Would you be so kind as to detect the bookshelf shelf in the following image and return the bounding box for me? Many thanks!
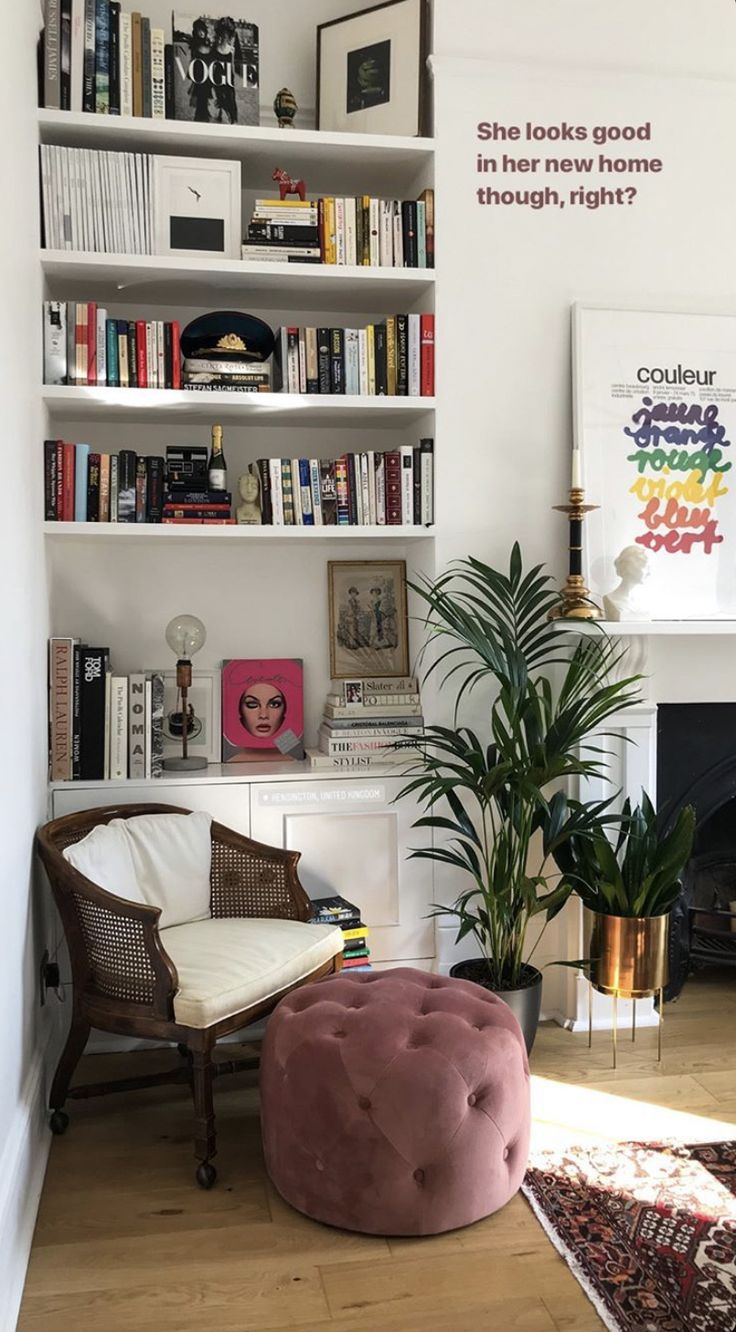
[43,521,435,544]
[38,111,434,191]
[41,251,436,312]
[42,385,435,426]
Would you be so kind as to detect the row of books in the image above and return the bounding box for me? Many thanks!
[43,302,182,388]
[241,192,434,269]
[40,146,154,254]
[44,443,235,524]
[41,5,260,124]
[251,444,434,528]
[273,317,434,398]
[309,676,423,771]
[49,638,165,781]
[310,896,372,971]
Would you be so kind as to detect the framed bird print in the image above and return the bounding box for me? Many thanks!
[152,155,241,259]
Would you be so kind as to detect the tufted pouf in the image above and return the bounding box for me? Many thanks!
[259,967,531,1236]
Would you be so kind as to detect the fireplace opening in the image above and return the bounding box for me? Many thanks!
[657,704,736,1000]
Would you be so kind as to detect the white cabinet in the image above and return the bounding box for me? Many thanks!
[250,775,435,964]
[50,781,251,836]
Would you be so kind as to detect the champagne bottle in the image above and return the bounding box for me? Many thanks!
[208,423,227,491]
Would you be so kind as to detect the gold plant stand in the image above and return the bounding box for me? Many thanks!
[584,909,669,1068]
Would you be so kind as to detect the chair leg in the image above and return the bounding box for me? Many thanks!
[190,1036,217,1188]
[49,1011,90,1134]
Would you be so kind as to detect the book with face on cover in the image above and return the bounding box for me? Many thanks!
[221,659,304,762]
[172,13,259,125]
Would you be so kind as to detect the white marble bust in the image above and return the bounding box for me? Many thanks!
[603,545,652,622]
[236,470,262,525]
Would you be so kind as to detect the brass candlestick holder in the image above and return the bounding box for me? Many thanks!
[548,486,603,621]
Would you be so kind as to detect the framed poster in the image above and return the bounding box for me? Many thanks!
[145,668,221,764]
[316,0,429,136]
[152,155,241,259]
[573,304,736,620]
[328,560,409,678]
[221,659,305,762]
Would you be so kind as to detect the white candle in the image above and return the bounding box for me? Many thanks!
[571,450,582,490]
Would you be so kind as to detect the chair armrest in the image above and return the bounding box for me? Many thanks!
[209,821,312,922]
[54,865,178,1020]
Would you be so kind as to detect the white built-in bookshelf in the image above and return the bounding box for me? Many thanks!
[40,103,437,770]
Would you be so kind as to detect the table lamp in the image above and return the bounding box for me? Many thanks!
[162,613,208,771]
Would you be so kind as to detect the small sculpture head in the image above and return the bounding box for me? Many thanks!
[614,544,650,585]
[239,470,260,503]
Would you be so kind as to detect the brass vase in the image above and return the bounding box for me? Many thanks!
[584,908,670,998]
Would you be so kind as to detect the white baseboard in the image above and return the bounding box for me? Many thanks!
[0,1039,55,1332]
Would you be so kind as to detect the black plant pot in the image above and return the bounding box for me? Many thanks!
[449,960,543,1055]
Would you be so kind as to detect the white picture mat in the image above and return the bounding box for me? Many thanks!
[318,0,422,136]
[145,668,221,763]
[151,155,241,259]
[573,303,736,620]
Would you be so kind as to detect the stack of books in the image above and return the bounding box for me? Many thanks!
[241,192,435,268]
[44,444,164,523]
[273,316,434,397]
[48,637,166,781]
[309,677,423,771]
[250,443,433,527]
[310,896,372,971]
[44,444,235,524]
[182,357,272,394]
[241,198,321,264]
[43,302,181,388]
[40,147,153,254]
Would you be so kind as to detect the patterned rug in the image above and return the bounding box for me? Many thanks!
[522,1139,736,1332]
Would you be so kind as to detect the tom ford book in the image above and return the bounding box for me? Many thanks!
[172,13,259,125]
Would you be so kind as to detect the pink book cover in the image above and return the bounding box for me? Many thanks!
[222,658,304,762]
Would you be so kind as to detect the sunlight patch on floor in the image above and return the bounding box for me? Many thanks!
[531,1074,736,1152]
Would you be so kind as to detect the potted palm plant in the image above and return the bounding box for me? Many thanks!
[399,544,641,1053]
[553,794,695,1002]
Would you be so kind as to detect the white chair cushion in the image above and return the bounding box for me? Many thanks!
[160,917,344,1027]
[63,811,212,929]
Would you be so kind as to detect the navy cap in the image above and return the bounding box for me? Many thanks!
[181,311,275,363]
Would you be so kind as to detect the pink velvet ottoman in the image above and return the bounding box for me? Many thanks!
[260,967,531,1235]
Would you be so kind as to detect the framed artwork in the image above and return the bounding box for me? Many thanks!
[316,0,429,137]
[152,155,241,259]
[573,304,736,620]
[221,659,305,762]
[145,668,221,764]
[328,560,409,678]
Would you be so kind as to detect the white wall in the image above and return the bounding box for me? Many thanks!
[0,5,58,1328]
[430,2,736,1006]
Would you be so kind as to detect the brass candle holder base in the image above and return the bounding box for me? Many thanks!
[548,486,603,621]
[547,574,603,621]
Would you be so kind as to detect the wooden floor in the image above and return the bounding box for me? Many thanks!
[18,970,736,1332]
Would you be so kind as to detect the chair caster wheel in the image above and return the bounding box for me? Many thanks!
[49,1110,69,1136]
[177,1043,190,1059]
[196,1162,217,1189]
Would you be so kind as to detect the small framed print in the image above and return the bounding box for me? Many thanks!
[317,0,429,137]
[328,560,410,679]
[152,155,241,259]
[146,668,221,764]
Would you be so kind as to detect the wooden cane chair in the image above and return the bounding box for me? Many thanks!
[36,803,343,1187]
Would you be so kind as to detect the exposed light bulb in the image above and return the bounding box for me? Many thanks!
[165,614,207,661]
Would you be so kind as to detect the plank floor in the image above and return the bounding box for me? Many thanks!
[18,969,736,1332]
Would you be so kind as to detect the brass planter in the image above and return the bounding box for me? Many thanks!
[584,908,670,999]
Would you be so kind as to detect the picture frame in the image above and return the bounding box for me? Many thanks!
[328,559,410,679]
[316,0,429,137]
[152,155,242,259]
[145,667,221,764]
[221,659,305,762]
[573,303,736,620]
